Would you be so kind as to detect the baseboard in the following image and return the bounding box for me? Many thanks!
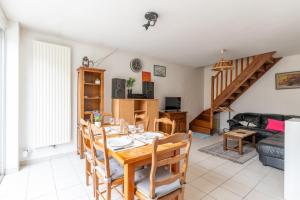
[20,151,77,166]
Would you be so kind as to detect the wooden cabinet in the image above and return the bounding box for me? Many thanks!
[77,67,105,157]
[159,111,187,133]
[112,99,159,131]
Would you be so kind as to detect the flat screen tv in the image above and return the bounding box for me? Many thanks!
[165,97,181,111]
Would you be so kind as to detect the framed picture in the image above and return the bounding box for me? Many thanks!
[275,71,300,89]
[142,71,151,82]
[154,65,166,77]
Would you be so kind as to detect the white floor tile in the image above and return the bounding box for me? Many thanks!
[221,179,252,197]
[244,190,282,200]
[27,161,56,199]
[190,177,219,193]
[197,156,227,170]
[57,184,88,200]
[202,171,228,185]
[209,187,242,200]
[184,184,206,200]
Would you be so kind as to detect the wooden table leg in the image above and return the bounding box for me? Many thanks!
[124,163,135,200]
[239,139,243,155]
[223,134,227,151]
[252,135,256,147]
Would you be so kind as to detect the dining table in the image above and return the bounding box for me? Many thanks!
[94,125,187,200]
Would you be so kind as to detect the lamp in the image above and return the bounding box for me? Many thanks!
[215,106,235,135]
[213,49,233,71]
[143,12,158,30]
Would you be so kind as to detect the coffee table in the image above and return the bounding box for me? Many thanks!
[223,129,256,155]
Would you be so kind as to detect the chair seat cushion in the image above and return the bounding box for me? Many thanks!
[95,158,124,181]
[135,167,181,199]
[85,150,104,161]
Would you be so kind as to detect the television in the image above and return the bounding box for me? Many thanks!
[165,97,181,111]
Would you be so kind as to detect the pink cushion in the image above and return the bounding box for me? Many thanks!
[266,119,285,132]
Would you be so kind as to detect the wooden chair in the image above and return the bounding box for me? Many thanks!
[101,112,113,126]
[90,124,124,200]
[134,131,192,200]
[154,117,176,135]
[79,119,94,186]
[134,113,149,131]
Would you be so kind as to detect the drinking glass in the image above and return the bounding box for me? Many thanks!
[109,117,115,126]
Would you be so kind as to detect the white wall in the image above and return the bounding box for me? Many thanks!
[203,54,300,130]
[5,21,20,172]
[20,28,204,162]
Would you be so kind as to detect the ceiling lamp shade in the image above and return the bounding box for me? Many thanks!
[213,49,233,71]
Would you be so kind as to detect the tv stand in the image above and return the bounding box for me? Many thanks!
[159,111,187,133]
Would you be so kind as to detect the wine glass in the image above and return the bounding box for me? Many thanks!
[115,118,120,125]
[109,117,115,126]
[131,125,137,137]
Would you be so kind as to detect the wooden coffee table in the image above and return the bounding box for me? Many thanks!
[223,129,256,155]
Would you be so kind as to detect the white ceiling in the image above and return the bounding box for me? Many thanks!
[1,0,300,67]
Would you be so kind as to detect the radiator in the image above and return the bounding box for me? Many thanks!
[31,41,71,148]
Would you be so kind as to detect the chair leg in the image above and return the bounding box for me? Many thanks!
[85,158,90,185]
[95,172,99,200]
[106,183,111,200]
[93,170,96,197]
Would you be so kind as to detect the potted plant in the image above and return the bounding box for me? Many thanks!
[126,77,135,98]
[93,111,102,127]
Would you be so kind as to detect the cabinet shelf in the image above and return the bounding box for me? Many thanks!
[84,96,100,100]
[134,110,146,113]
[84,82,100,86]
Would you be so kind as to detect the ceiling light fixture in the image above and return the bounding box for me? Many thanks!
[213,49,233,71]
[143,12,158,30]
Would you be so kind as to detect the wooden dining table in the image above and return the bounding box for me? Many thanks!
[94,128,187,200]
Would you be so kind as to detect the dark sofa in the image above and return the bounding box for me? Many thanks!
[228,112,300,170]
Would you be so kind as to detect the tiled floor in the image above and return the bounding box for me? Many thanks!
[0,134,284,200]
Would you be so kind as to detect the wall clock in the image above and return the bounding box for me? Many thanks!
[130,58,143,72]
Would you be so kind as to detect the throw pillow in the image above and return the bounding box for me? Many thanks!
[266,119,285,132]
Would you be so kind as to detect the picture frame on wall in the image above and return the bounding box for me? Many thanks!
[275,71,300,89]
[154,65,166,77]
[142,71,151,82]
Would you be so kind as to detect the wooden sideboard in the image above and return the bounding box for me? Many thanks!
[112,99,159,131]
[159,111,187,133]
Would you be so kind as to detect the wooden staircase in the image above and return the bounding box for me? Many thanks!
[190,51,282,134]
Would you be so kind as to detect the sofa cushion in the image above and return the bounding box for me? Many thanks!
[233,113,261,128]
[260,114,285,129]
[266,119,285,132]
[256,134,284,159]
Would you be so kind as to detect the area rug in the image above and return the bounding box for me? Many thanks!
[198,140,258,164]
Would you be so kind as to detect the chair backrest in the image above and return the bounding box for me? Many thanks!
[90,124,111,180]
[101,112,113,126]
[149,131,192,199]
[154,117,176,135]
[80,119,92,154]
[134,113,149,131]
